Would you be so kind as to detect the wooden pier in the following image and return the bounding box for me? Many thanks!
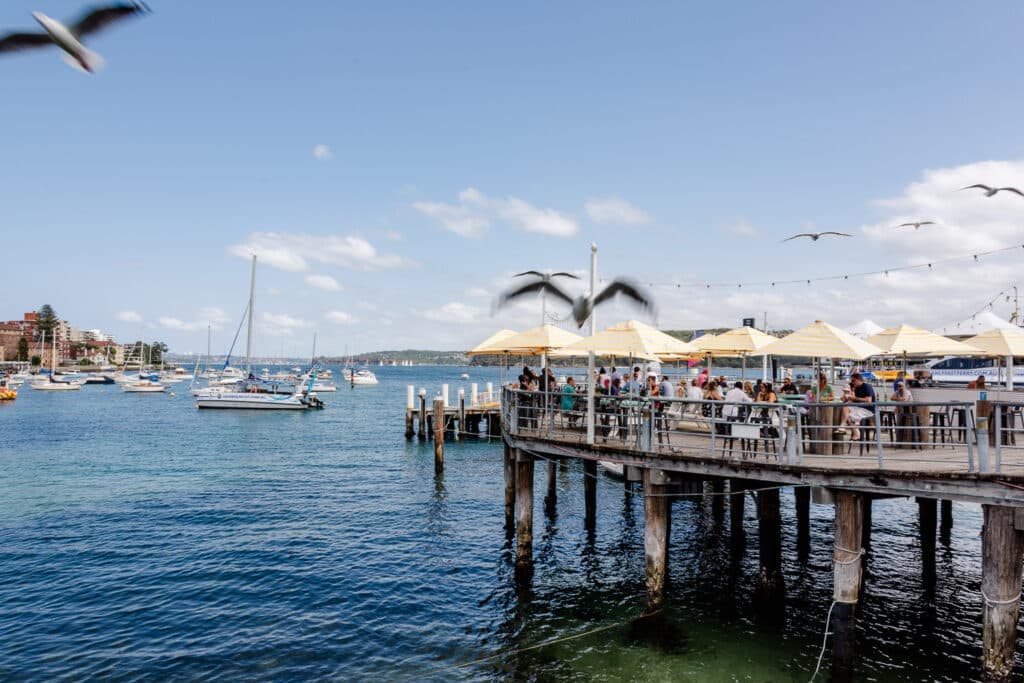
[403,383,503,441]
[498,387,1024,680]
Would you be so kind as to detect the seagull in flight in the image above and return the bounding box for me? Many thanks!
[781,232,851,242]
[0,2,150,73]
[896,220,936,230]
[960,184,1024,198]
[513,270,580,281]
[497,276,653,328]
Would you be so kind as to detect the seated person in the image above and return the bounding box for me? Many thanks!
[840,372,876,440]
[779,377,800,395]
[807,373,834,402]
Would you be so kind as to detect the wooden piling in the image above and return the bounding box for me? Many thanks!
[583,459,597,531]
[418,393,427,440]
[545,459,557,518]
[981,504,1024,681]
[730,479,746,541]
[832,490,864,680]
[941,499,953,530]
[755,486,785,611]
[457,391,466,441]
[795,485,810,547]
[918,497,937,573]
[503,442,516,531]
[404,411,414,440]
[643,468,671,612]
[433,397,444,472]
[515,450,535,568]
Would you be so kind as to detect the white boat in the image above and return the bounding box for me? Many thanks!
[921,357,1024,386]
[460,372,470,380]
[311,380,337,392]
[31,334,83,390]
[598,461,624,478]
[195,256,325,411]
[343,368,379,385]
[123,378,167,393]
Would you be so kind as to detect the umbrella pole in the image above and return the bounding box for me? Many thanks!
[1009,355,1015,392]
[742,354,746,381]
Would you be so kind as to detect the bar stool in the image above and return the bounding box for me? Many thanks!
[930,410,952,445]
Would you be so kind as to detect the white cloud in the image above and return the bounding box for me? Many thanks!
[465,286,489,298]
[385,230,403,241]
[726,219,758,237]
[116,310,142,323]
[260,312,309,336]
[229,232,412,272]
[305,274,342,291]
[584,197,652,225]
[157,307,231,332]
[413,187,578,238]
[313,144,333,161]
[422,302,481,323]
[326,310,357,324]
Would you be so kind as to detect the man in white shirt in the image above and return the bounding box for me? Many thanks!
[723,381,752,420]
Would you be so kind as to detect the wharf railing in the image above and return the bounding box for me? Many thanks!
[502,387,986,474]
[990,401,1024,475]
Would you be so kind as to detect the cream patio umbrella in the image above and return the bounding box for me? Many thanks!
[754,320,882,361]
[965,327,1024,390]
[466,329,518,356]
[549,319,699,363]
[497,324,584,357]
[694,326,777,380]
[866,324,982,385]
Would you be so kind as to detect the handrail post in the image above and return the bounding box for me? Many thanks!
[966,404,976,473]
[994,403,1003,474]
[709,399,717,456]
[785,414,797,465]
[795,410,804,464]
[641,401,652,452]
[510,389,519,434]
[874,403,884,468]
[977,416,991,473]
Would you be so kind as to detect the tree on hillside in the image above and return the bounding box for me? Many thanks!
[16,337,29,362]
[36,304,58,340]
[150,342,169,366]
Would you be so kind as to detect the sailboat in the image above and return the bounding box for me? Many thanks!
[195,256,325,410]
[123,340,167,393]
[31,332,83,391]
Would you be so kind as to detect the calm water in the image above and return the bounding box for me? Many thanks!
[0,366,1005,680]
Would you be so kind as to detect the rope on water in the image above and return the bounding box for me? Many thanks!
[809,600,837,682]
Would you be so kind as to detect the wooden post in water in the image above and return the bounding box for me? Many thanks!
[643,468,671,612]
[515,450,535,569]
[432,397,444,472]
[918,497,937,578]
[981,504,1024,681]
[457,390,465,441]
[405,385,415,439]
[795,485,810,551]
[583,459,597,531]
[755,486,785,612]
[730,479,746,544]
[831,490,864,680]
[418,392,427,440]
[545,459,557,518]
[941,499,953,531]
[503,441,516,531]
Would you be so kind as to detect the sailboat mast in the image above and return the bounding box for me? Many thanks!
[311,332,317,368]
[245,255,256,375]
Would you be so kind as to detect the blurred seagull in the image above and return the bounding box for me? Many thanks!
[513,270,580,281]
[496,276,653,328]
[896,220,935,230]
[0,2,150,73]
[781,231,851,242]
[960,184,1024,198]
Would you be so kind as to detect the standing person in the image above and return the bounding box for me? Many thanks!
[561,376,579,428]
[659,375,674,403]
[697,367,709,388]
[724,380,752,422]
[610,366,621,384]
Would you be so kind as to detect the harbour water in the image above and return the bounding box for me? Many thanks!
[0,366,1003,680]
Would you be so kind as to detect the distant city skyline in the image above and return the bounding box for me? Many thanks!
[3,1,1024,355]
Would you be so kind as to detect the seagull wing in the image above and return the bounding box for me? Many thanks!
[497,280,573,307]
[821,232,852,237]
[70,2,149,38]
[919,221,936,226]
[960,184,993,192]
[0,31,53,53]
[782,233,814,242]
[593,279,652,309]
[512,270,546,278]
[550,272,580,279]
[1000,187,1024,197]
[896,223,915,228]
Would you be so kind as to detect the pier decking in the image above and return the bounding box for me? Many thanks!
[498,388,1024,680]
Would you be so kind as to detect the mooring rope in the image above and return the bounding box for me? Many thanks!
[981,588,1022,606]
[833,545,865,565]
[809,600,837,682]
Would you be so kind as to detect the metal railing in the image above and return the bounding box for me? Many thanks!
[502,387,984,474]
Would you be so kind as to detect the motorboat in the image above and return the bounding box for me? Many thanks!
[460,373,470,380]
[123,373,167,393]
[343,368,379,386]
[84,373,115,385]
[920,357,1024,386]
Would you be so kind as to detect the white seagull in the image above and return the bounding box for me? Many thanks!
[0,2,149,73]
[960,184,1024,198]
[781,231,851,242]
[896,220,935,230]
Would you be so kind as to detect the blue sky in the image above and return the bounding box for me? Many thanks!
[3,1,1024,355]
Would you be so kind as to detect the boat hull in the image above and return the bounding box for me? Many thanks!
[195,392,313,410]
